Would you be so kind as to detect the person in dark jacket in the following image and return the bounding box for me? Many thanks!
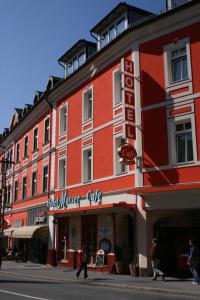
[150,238,165,280]
[76,245,90,279]
[187,239,200,284]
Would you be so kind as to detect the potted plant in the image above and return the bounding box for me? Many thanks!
[114,246,123,274]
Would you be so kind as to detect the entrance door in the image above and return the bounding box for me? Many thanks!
[82,215,97,263]
[58,218,69,261]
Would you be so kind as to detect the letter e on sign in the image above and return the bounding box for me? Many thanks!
[125,107,135,123]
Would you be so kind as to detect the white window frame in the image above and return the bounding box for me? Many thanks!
[42,165,49,193]
[114,134,127,175]
[44,116,50,144]
[168,114,197,165]
[16,143,20,163]
[112,68,122,106]
[24,135,29,158]
[82,146,93,183]
[33,127,39,151]
[59,104,67,135]
[22,176,27,200]
[58,157,66,189]
[163,37,192,87]
[14,180,18,202]
[31,171,37,196]
[82,86,93,123]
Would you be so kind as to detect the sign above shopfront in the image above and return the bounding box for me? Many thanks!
[47,189,103,210]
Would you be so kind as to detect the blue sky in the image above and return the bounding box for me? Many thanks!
[0,0,164,133]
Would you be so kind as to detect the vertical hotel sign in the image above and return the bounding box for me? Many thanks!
[121,58,135,139]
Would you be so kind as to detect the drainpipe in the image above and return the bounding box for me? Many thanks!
[58,60,66,78]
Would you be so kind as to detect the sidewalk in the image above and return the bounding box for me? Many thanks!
[1,261,200,297]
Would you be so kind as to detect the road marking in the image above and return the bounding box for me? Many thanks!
[0,289,51,300]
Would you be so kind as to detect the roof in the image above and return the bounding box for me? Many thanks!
[58,39,96,64]
[90,2,153,34]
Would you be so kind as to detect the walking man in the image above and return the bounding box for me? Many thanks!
[150,238,165,281]
[187,239,200,285]
[76,245,90,279]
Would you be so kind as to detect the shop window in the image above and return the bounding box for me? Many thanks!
[175,121,193,163]
[24,135,28,158]
[31,171,37,196]
[14,181,18,202]
[59,158,66,189]
[83,148,92,183]
[33,127,38,151]
[113,69,122,105]
[22,176,27,200]
[115,136,127,175]
[59,105,67,134]
[44,117,50,144]
[59,220,69,261]
[83,87,93,122]
[43,165,48,193]
[16,143,20,163]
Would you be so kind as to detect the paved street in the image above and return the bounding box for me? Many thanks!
[0,261,200,299]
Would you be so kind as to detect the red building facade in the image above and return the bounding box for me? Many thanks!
[1,0,200,276]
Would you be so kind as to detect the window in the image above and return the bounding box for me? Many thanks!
[175,121,193,163]
[60,105,67,134]
[171,46,188,82]
[24,136,28,158]
[43,165,48,193]
[83,87,93,122]
[31,171,37,196]
[14,181,18,202]
[44,118,50,144]
[113,69,122,105]
[22,176,27,200]
[116,17,126,35]
[59,158,66,189]
[33,127,38,151]
[115,136,127,175]
[66,52,86,77]
[164,38,191,86]
[100,16,126,49]
[7,185,11,206]
[16,143,20,163]
[83,148,92,183]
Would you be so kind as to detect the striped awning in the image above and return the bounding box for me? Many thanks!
[12,225,48,239]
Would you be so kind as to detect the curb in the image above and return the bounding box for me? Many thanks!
[2,270,200,298]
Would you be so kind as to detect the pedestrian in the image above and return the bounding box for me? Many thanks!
[187,238,200,285]
[76,245,90,279]
[150,238,165,281]
[0,245,4,270]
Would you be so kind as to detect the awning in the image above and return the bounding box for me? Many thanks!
[12,225,48,239]
[4,227,16,237]
[48,203,135,216]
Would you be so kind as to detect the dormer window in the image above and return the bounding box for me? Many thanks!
[100,16,126,49]
[58,40,96,78]
[66,51,86,77]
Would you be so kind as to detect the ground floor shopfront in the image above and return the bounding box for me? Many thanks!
[47,190,137,274]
